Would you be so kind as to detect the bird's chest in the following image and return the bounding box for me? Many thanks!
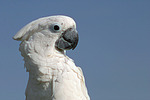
[51,67,83,100]
[26,56,83,100]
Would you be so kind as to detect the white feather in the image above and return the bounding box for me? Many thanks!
[13,15,90,100]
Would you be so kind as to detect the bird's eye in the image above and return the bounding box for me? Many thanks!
[53,25,60,31]
[49,23,62,33]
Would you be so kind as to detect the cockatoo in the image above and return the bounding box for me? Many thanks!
[13,15,90,100]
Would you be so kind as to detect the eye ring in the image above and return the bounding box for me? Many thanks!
[50,23,62,33]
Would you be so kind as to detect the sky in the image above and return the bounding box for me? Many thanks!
[0,0,150,100]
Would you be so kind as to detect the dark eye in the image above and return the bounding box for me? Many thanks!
[50,23,62,33]
[53,25,60,30]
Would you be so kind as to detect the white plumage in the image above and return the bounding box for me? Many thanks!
[13,15,90,100]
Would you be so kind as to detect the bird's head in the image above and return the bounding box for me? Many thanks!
[13,15,79,55]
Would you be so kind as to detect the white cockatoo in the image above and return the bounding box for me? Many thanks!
[13,15,90,100]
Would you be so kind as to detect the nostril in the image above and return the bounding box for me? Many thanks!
[69,28,73,30]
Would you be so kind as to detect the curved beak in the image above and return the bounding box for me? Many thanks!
[55,28,79,50]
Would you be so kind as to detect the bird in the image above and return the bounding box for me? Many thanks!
[13,15,90,100]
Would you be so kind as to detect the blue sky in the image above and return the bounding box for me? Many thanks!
[0,0,150,100]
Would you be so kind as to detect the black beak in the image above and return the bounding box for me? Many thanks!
[55,28,79,50]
